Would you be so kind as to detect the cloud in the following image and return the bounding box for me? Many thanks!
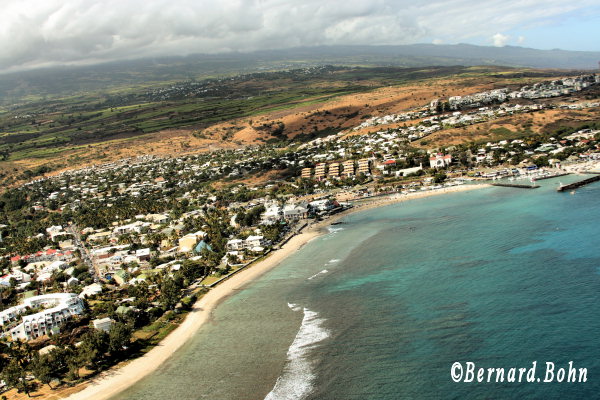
[492,33,510,47]
[518,36,526,44]
[0,0,598,72]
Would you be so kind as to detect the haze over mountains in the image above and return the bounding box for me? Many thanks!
[1,44,599,104]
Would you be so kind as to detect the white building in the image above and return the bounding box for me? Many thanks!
[1,293,85,341]
[92,317,114,332]
[283,204,309,221]
[429,154,452,169]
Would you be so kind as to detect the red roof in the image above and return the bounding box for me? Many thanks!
[46,249,57,255]
[10,256,20,262]
[384,160,396,165]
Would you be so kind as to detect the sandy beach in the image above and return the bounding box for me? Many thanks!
[64,183,489,400]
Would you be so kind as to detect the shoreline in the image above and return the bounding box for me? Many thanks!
[64,183,489,400]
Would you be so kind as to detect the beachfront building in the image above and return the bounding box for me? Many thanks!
[1,293,84,341]
[429,154,453,169]
[283,203,309,221]
[357,159,371,175]
[342,160,356,177]
[261,203,283,225]
[328,163,341,178]
[226,239,245,251]
[314,163,327,180]
[301,167,312,179]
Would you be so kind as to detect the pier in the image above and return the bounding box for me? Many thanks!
[557,175,600,191]
[491,183,540,189]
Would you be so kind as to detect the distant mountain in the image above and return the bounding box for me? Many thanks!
[0,44,598,104]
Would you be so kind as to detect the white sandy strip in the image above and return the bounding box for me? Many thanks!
[65,230,320,400]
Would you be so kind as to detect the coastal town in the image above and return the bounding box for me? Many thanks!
[0,72,599,398]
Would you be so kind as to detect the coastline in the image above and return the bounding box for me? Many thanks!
[64,183,489,400]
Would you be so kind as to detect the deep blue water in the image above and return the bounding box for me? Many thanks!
[116,177,600,400]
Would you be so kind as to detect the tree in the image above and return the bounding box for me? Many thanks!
[31,354,55,389]
[77,330,109,368]
[1,359,35,397]
[108,322,132,355]
[159,277,181,310]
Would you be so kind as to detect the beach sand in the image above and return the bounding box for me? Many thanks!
[64,183,489,400]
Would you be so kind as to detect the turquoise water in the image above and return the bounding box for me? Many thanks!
[116,178,600,399]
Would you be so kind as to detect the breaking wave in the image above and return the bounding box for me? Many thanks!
[264,305,330,400]
[307,269,329,280]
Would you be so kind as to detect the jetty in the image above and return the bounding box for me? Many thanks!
[491,183,540,189]
[535,172,570,181]
[557,175,600,191]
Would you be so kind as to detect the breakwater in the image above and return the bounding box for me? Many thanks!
[557,175,600,191]
[491,183,540,189]
[535,172,570,181]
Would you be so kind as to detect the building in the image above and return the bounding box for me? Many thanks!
[92,317,114,332]
[429,154,453,169]
[1,293,84,341]
[178,231,207,253]
[283,203,309,220]
[342,160,356,177]
[314,163,327,180]
[328,162,341,178]
[245,235,265,249]
[395,163,423,177]
[357,159,371,175]
[226,239,245,251]
[261,203,282,225]
[301,168,312,179]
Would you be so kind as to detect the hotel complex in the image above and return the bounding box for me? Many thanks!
[0,293,85,340]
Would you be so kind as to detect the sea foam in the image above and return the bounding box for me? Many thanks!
[264,305,330,400]
[307,269,329,280]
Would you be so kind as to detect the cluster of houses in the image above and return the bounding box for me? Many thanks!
[1,72,599,343]
[437,74,599,110]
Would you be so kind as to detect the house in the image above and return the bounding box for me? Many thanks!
[261,203,283,225]
[144,213,169,224]
[226,239,245,251]
[92,317,114,332]
[135,248,151,262]
[112,270,129,285]
[301,167,312,179]
[113,221,145,235]
[283,203,309,220]
[178,231,207,253]
[309,199,335,212]
[429,154,452,169]
[79,283,103,298]
[245,235,266,251]
[194,240,213,254]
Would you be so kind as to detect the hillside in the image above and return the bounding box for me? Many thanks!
[1,43,599,105]
[0,63,598,188]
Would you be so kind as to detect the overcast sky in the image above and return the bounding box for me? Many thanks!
[1,0,599,72]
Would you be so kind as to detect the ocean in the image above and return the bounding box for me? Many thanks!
[115,177,600,400]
